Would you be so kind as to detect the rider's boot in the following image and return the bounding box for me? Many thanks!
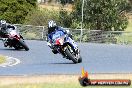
[52,49,58,54]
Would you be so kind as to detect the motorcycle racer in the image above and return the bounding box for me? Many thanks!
[46,20,79,56]
[0,20,16,38]
[0,20,16,47]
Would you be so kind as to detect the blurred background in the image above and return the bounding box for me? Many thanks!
[0,0,132,44]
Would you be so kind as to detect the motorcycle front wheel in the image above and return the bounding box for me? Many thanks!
[18,39,29,51]
[65,46,82,63]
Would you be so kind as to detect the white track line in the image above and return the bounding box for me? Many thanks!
[0,56,21,67]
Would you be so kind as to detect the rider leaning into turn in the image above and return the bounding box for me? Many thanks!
[46,20,78,56]
[0,20,16,38]
[0,20,16,47]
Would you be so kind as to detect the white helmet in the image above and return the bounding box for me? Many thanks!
[0,20,7,28]
[48,20,57,29]
[48,20,57,33]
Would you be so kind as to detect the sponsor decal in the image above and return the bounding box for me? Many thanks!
[78,68,131,86]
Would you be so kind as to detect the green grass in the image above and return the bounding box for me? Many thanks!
[125,19,132,32]
[0,83,131,88]
[115,19,132,44]
[0,55,6,64]
[115,34,132,44]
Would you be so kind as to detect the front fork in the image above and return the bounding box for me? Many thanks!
[61,45,74,59]
[65,41,80,59]
[67,37,78,49]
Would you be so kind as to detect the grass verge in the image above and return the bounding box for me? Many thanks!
[0,74,131,88]
[1,83,131,88]
[0,55,6,64]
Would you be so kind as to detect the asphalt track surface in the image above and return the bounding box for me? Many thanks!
[0,40,132,75]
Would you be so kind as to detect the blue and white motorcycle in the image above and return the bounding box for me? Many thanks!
[48,30,82,64]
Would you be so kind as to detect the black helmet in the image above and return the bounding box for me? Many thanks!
[48,20,57,34]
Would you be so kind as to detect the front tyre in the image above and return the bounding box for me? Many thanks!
[78,56,82,63]
[65,47,78,64]
[19,40,29,51]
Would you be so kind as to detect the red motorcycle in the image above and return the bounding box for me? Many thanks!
[2,28,29,51]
